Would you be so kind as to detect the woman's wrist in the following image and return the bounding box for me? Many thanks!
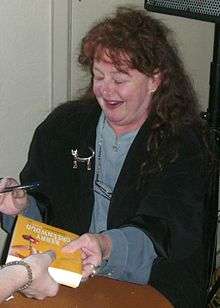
[0,261,33,301]
[96,233,112,260]
[15,193,29,215]
[1,261,33,291]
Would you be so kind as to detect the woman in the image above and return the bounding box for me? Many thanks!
[2,7,211,307]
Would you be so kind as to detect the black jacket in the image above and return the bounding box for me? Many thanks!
[20,100,210,307]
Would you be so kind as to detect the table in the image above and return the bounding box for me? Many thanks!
[1,276,173,308]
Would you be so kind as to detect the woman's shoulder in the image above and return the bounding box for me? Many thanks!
[178,125,206,151]
[174,125,210,167]
[37,98,100,134]
[48,98,98,121]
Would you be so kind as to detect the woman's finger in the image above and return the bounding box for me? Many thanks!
[12,188,26,199]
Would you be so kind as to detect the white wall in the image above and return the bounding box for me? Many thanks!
[0,0,70,179]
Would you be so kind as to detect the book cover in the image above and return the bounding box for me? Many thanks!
[6,215,82,288]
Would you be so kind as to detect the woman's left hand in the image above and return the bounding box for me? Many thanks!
[62,233,112,279]
[22,251,59,300]
[0,177,28,215]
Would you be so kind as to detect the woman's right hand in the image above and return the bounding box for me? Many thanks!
[22,251,59,300]
[0,177,28,215]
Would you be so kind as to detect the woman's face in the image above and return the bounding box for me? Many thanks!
[92,55,160,135]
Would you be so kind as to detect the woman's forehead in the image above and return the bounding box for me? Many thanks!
[94,47,133,71]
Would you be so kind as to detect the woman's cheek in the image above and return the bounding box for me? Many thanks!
[93,83,102,97]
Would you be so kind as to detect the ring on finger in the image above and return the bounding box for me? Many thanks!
[89,264,100,277]
[90,264,96,276]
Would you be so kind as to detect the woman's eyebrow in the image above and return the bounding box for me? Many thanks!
[113,70,129,76]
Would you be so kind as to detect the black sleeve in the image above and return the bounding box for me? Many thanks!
[123,142,209,307]
[20,123,51,221]
[20,102,76,219]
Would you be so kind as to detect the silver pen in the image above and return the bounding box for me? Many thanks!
[0,182,40,193]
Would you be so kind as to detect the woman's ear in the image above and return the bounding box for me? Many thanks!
[149,70,161,93]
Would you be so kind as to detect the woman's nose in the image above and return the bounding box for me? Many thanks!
[101,81,114,96]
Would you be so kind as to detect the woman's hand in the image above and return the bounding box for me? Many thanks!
[22,251,59,300]
[62,233,112,280]
[0,177,28,215]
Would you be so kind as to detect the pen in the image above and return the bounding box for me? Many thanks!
[0,182,40,193]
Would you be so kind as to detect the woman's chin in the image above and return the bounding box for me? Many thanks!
[105,114,124,126]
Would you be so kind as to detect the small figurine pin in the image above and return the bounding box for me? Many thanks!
[71,147,95,171]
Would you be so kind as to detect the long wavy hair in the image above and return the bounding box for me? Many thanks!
[78,6,209,177]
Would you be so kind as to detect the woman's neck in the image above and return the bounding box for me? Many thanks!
[107,118,146,137]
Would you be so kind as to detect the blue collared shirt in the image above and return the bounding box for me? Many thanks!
[90,113,157,284]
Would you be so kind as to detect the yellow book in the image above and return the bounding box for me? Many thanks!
[6,215,82,288]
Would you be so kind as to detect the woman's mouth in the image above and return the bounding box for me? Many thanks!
[103,99,124,109]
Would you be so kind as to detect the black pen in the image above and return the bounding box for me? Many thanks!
[0,182,40,193]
